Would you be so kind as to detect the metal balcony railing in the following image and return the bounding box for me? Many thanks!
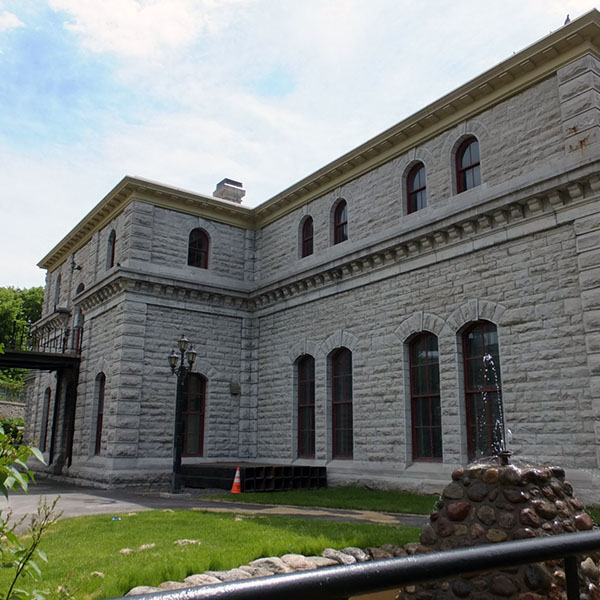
[0,321,82,356]
[106,530,600,600]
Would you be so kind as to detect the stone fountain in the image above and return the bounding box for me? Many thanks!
[397,455,599,599]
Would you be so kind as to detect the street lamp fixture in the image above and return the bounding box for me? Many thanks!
[168,334,196,493]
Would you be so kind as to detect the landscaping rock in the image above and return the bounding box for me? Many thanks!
[322,547,356,564]
[183,574,222,586]
[126,586,162,596]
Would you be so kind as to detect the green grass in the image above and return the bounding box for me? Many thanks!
[587,506,600,522]
[1,510,420,600]
[207,485,439,515]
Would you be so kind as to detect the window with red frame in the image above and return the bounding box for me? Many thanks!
[407,163,427,214]
[331,348,352,458]
[456,137,481,193]
[463,321,503,461]
[188,228,209,269]
[301,217,314,258]
[94,373,105,455]
[183,373,206,456]
[297,355,315,458]
[333,200,348,244]
[409,333,442,461]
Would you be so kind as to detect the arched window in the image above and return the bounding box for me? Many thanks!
[463,321,503,461]
[456,136,481,193]
[301,217,314,258]
[107,230,116,269]
[76,283,85,295]
[41,388,51,452]
[409,333,442,461]
[331,348,352,458]
[53,273,61,310]
[94,373,105,456]
[188,229,209,269]
[333,200,348,245]
[297,355,315,458]
[183,373,207,456]
[407,163,427,214]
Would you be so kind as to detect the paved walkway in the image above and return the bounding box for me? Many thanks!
[5,479,427,531]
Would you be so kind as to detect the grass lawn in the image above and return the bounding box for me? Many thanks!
[1,509,420,600]
[207,485,440,515]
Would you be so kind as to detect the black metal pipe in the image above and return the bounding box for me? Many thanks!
[105,530,600,600]
[565,555,580,600]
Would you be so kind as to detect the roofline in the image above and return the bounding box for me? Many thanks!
[39,9,600,271]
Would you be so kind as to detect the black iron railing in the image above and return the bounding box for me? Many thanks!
[0,321,82,356]
[106,530,600,600]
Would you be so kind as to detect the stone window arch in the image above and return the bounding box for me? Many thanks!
[455,136,481,193]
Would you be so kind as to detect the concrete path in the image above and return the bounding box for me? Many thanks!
[4,479,427,532]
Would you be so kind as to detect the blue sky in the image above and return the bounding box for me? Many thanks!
[0,0,596,288]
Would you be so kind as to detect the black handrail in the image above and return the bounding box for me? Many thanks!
[106,529,600,600]
[0,321,82,356]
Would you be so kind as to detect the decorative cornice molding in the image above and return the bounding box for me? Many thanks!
[37,11,600,273]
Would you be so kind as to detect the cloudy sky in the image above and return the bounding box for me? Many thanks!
[0,0,595,288]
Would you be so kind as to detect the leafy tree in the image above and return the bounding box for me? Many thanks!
[0,287,44,391]
[0,422,59,599]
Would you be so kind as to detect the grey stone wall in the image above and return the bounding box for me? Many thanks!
[256,75,565,284]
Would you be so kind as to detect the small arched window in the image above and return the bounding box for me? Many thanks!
[333,200,348,245]
[301,217,314,258]
[409,333,441,461]
[331,347,352,459]
[76,283,85,295]
[407,163,427,214]
[188,228,209,269]
[456,137,481,193]
[94,373,106,456]
[297,355,315,458]
[107,230,116,269]
[463,321,503,461]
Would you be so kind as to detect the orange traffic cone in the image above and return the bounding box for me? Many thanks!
[230,467,242,494]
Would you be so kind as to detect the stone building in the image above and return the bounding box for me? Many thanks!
[24,11,600,500]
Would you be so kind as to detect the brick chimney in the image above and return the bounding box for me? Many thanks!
[213,178,245,203]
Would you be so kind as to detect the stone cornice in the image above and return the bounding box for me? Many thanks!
[249,164,600,312]
[75,164,600,317]
[38,10,600,273]
[37,177,252,273]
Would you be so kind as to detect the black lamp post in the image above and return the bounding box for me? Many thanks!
[168,334,197,493]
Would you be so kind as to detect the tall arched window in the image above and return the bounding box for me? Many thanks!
[297,355,315,458]
[107,230,116,269]
[188,229,209,269]
[183,373,207,456]
[463,321,503,461]
[94,373,105,456]
[333,200,348,245]
[53,273,61,309]
[331,348,352,459]
[407,163,427,214]
[301,217,314,258]
[456,136,481,193]
[41,388,51,452]
[409,333,442,461]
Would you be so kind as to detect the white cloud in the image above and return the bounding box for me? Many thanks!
[47,0,245,58]
[0,10,23,32]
